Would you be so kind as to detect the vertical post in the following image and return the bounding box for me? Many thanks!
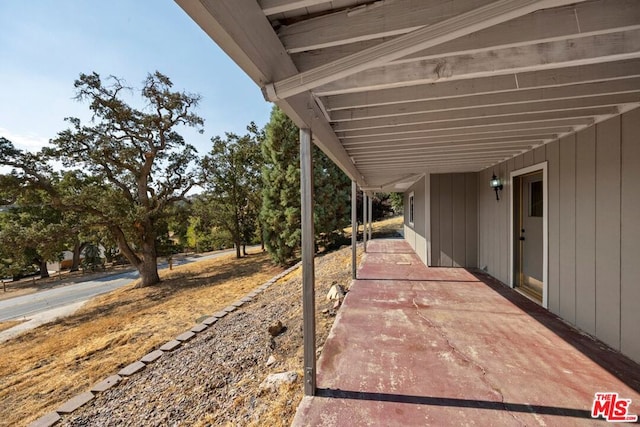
[362,192,368,252]
[300,128,316,396]
[352,181,357,279]
[368,195,373,241]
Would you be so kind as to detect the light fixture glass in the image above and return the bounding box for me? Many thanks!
[490,175,501,188]
[490,173,503,201]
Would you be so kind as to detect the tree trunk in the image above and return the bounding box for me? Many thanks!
[136,236,160,287]
[70,241,87,272]
[235,241,242,259]
[137,255,160,287]
[242,244,247,256]
[39,259,50,279]
[110,225,160,287]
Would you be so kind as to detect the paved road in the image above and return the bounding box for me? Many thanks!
[0,249,240,322]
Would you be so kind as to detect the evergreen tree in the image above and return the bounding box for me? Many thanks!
[260,106,351,265]
[260,107,301,265]
[313,146,351,249]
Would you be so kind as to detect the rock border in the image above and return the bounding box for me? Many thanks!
[28,261,302,427]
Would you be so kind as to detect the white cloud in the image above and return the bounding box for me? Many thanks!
[0,127,50,152]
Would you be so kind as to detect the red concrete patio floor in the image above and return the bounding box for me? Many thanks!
[292,239,640,426]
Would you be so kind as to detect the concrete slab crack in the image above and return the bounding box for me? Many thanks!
[412,297,525,426]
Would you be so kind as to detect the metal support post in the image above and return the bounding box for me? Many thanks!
[368,194,373,241]
[351,181,357,279]
[300,128,316,396]
[362,192,367,252]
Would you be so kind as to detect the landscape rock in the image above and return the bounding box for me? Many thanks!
[268,321,285,337]
[266,355,277,366]
[259,371,298,392]
[55,246,352,427]
[56,392,94,413]
[327,283,345,301]
[90,375,122,393]
[28,411,60,427]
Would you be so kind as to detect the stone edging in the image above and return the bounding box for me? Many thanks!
[28,261,302,427]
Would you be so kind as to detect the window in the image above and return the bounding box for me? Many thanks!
[408,192,415,225]
[529,180,543,217]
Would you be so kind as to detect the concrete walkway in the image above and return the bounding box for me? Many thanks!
[292,239,640,426]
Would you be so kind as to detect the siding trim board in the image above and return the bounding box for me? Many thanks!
[509,162,549,309]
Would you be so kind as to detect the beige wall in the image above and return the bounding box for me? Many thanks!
[477,108,640,364]
[430,173,478,268]
[404,176,429,265]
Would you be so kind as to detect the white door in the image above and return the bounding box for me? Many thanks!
[515,171,544,301]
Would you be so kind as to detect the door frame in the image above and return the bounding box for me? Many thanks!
[509,162,548,308]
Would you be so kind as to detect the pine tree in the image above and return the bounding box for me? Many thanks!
[313,146,351,249]
[260,106,351,265]
[260,106,301,265]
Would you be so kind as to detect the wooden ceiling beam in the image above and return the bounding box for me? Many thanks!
[353,146,531,160]
[323,59,640,110]
[316,29,640,95]
[259,0,330,16]
[342,130,565,146]
[175,0,365,184]
[345,138,545,153]
[279,0,489,53]
[292,0,640,71]
[265,0,588,100]
[335,114,601,138]
[330,79,640,121]
[332,97,633,132]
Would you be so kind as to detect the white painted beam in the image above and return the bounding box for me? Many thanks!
[176,0,368,186]
[277,92,364,183]
[260,0,330,16]
[279,0,489,53]
[265,0,589,100]
[354,148,530,163]
[330,79,640,121]
[335,112,605,137]
[323,59,640,110]
[292,0,640,71]
[342,129,568,146]
[346,139,544,154]
[175,0,296,86]
[316,29,640,95]
[332,93,640,132]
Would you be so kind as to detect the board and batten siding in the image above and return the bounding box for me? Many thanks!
[477,108,640,364]
[430,173,478,268]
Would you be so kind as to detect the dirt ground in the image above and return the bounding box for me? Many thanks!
[59,244,364,427]
[1,249,281,426]
[3,216,402,426]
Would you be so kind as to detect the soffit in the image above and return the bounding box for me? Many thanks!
[177,0,640,191]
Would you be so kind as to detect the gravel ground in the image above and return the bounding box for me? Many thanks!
[59,245,358,427]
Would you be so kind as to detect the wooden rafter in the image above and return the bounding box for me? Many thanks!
[265,0,590,101]
[292,0,640,71]
[316,29,640,96]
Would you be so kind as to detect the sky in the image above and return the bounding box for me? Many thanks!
[0,0,273,156]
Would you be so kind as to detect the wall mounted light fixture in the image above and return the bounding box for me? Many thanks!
[490,173,503,201]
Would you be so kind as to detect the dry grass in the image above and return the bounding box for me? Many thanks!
[370,215,403,236]
[2,217,402,426]
[0,320,24,333]
[1,249,281,427]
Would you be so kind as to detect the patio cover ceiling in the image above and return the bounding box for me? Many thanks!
[176,0,640,191]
